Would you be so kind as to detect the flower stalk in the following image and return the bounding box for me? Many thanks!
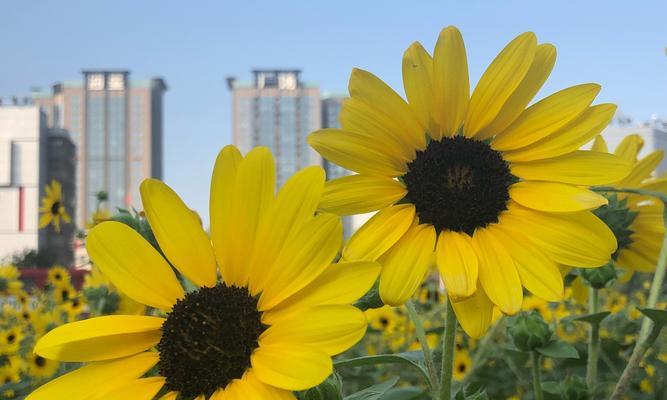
[405,300,440,397]
[439,298,457,400]
[531,351,544,400]
[586,287,600,391]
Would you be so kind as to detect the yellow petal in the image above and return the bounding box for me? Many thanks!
[509,181,608,212]
[26,352,158,400]
[403,41,435,132]
[591,135,608,152]
[617,248,656,273]
[342,204,415,261]
[251,343,332,391]
[614,134,643,162]
[501,203,616,267]
[510,150,630,185]
[464,32,537,137]
[492,83,601,151]
[94,377,165,400]
[226,147,276,287]
[349,68,425,150]
[261,305,366,356]
[378,223,436,306]
[432,26,469,138]
[249,166,324,295]
[210,145,243,284]
[617,150,664,187]
[158,392,178,400]
[450,288,494,339]
[35,316,164,362]
[39,213,52,228]
[86,222,184,310]
[308,129,407,177]
[141,179,217,287]
[318,174,406,216]
[492,226,563,301]
[263,261,381,324]
[220,370,296,400]
[472,227,523,314]
[502,104,617,162]
[258,214,342,311]
[340,98,417,161]
[436,231,478,300]
[477,43,556,140]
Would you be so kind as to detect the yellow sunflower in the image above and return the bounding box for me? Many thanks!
[0,265,23,295]
[0,365,20,385]
[592,134,666,274]
[308,26,629,338]
[51,284,77,305]
[452,350,472,381]
[27,353,59,380]
[0,328,23,355]
[47,266,71,288]
[522,296,553,321]
[39,180,71,233]
[86,209,111,229]
[366,306,401,333]
[28,146,380,400]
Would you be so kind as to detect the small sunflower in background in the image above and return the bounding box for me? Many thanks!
[51,284,76,305]
[366,306,401,333]
[38,180,71,233]
[28,146,380,400]
[521,296,553,321]
[0,265,23,295]
[591,134,666,275]
[452,350,472,381]
[309,26,629,338]
[46,266,71,289]
[26,354,59,381]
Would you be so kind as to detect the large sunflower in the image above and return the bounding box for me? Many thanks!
[308,26,630,338]
[39,180,71,233]
[28,146,380,400]
[592,134,666,274]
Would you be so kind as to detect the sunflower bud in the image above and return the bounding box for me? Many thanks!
[561,376,589,400]
[302,373,343,400]
[580,262,617,289]
[508,312,552,352]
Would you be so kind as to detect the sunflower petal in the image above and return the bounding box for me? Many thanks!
[403,41,434,132]
[210,145,243,284]
[591,135,608,152]
[35,316,164,362]
[509,181,608,212]
[502,104,617,162]
[94,377,165,400]
[436,231,478,300]
[477,43,556,140]
[617,150,664,187]
[378,223,436,306]
[614,134,643,162]
[510,150,630,185]
[251,343,332,391]
[473,227,522,314]
[450,288,494,339]
[263,261,380,324]
[464,32,537,137]
[141,179,217,287]
[492,83,600,151]
[86,222,184,310]
[26,352,158,400]
[432,26,469,138]
[318,174,406,216]
[219,371,296,400]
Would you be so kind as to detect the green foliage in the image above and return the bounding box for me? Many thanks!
[580,262,617,289]
[507,312,553,352]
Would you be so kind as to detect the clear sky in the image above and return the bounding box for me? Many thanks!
[1,0,666,219]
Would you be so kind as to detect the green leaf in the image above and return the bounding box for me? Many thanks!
[535,340,579,359]
[334,353,430,386]
[353,282,384,311]
[541,381,561,395]
[639,308,667,326]
[381,388,428,400]
[571,311,611,326]
[343,377,399,400]
[454,386,490,400]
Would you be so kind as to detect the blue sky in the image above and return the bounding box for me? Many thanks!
[1,0,666,218]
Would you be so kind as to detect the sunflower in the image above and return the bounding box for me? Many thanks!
[591,134,666,274]
[0,328,23,355]
[38,180,71,233]
[308,26,629,338]
[0,265,23,295]
[27,353,59,380]
[52,284,77,305]
[28,146,380,400]
[0,365,20,385]
[522,296,553,321]
[366,306,401,333]
[47,266,71,288]
[452,350,472,381]
[86,209,111,229]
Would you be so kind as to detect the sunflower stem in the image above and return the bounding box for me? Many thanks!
[439,298,457,400]
[405,300,440,397]
[586,287,600,392]
[531,351,544,400]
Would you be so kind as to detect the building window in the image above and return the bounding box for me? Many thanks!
[87,74,105,91]
[108,74,125,91]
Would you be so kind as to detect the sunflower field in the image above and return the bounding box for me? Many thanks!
[1,26,666,400]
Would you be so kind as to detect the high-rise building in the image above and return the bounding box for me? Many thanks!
[32,71,167,227]
[228,70,321,187]
[0,104,75,264]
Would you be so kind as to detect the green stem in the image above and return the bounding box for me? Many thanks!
[592,186,667,203]
[638,215,667,342]
[531,351,544,400]
[586,288,600,392]
[405,300,439,397]
[610,324,662,400]
[439,298,457,400]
